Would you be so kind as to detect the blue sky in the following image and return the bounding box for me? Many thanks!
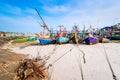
[0,0,120,32]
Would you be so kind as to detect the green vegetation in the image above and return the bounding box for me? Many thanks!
[12,38,30,43]
[12,37,38,43]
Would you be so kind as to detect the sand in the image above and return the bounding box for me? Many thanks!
[3,42,120,80]
[0,49,25,80]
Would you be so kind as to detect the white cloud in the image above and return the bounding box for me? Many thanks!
[44,0,120,29]
[43,6,68,13]
[24,8,37,15]
[0,0,120,32]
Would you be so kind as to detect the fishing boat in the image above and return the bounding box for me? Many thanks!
[69,33,83,44]
[28,36,38,41]
[35,9,56,45]
[84,37,99,45]
[100,25,120,40]
[99,38,109,43]
[84,33,99,44]
[55,25,69,44]
[106,35,120,40]
[56,37,69,44]
[111,36,120,40]
[39,38,56,45]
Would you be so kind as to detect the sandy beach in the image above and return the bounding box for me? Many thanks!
[2,42,119,80]
[1,0,120,79]
[0,49,25,80]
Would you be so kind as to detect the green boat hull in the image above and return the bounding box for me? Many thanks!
[111,36,120,40]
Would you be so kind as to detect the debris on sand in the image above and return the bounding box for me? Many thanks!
[0,49,25,80]
[15,58,48,80]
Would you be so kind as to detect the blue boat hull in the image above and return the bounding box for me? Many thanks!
[39,38,55,45]
[84,37,99,44]
[107,36,120,40]
[56,37,69,43]
[106,36,112,40]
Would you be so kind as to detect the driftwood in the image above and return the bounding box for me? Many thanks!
[15,59,48,80]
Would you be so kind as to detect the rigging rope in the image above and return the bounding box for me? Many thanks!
[75,47,84,80]
[103,44,117,80]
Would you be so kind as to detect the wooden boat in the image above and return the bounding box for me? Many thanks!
[111,36,120,40]
[99,38,109,43]
[99,35,109,43]
[56,37,69,44]
[106,36,120,40]
[84,37,99,45]
[70,35,83,44]
[106,36,112,40]
[39,38,56,45]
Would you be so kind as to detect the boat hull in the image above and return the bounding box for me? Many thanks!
[56,37,69,44]
[28,37,38,41]
[106,36,120,40]
[84,37,99,44]
[111,36,120,40]
[39,38,56,45]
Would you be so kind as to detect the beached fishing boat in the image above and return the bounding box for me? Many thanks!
[106,35,120,40]
[99,38,109,43]
[69,33,83,44]
[56,37,69,44]
[39,38,56,45]
[84,37,99,45]
[28,36,38,41]
[111,36,120,40]
[35,9,56,45]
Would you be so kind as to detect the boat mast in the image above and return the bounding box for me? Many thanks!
[35,8,51,33]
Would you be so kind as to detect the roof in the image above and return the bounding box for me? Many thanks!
[101,26,111,30]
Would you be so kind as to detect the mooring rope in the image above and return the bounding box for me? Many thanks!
[75,47,84,80]
[48,47,73,67]
[37,46,42,57]
[45,44,58,61]
[102,44,117,80]
[48,64,54,80]
[47,44,58,80]
[75,44,86,64]
[48,44,85,80]
[47,46,74,80]
[33,45,43,61]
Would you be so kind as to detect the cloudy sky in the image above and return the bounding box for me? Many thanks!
[0,0,120,32]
